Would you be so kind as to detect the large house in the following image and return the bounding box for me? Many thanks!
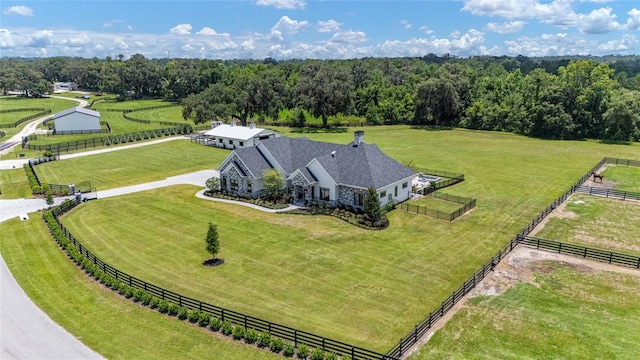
[53,107,101,134]
[202,121,278,149]
[217,131,417,208]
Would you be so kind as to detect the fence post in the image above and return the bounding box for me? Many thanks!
[414,325,418,342]
[558,242,562,254]
[221,309,224,321]
[244,315,247,330]
[609,252,613,263]
[294,330,297,347]
[398,338,403,356]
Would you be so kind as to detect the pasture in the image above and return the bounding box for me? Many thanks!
[56,126,640,351]
[0,96,78,139]
[0,169,32,199]
[601,165,640,192]
[0,215,280,360]
[36,140,228,189]
[535,194,640,255]
[411,261,640,359]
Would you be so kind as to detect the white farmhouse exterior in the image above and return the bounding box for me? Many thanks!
[53,107,101,134]
[202,122,278,149]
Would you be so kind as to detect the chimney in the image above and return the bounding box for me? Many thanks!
[249,121,256,129]
[353,131,364,146]
[331,151,336,157]
[230,119,236,127]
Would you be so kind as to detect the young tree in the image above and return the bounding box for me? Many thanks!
[205,177,221,192]
[262,169,285,201]
[364,187,381,222]
[205,222,220,260]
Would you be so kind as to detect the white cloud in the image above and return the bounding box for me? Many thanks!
[462,0,578,27]
[400,20,412,29]
[169,23,192,35]
[317,19,342,33]
[266,16,308,42]
[0,29,15,48]
[375,29,485,57]
[196,27,229,36]
[597,34,638,52]
[127,25,133,31]
[578,7,620,34]
[27,30,54,47]
[255,0,306,10]
[625,9,640,31]
[419,25,434,34]
[330,30,368,44]
[485,20,526,34]
[102,23,113,28]
[3,5,34,16]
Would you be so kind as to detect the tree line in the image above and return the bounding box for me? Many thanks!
[1,54,639,141]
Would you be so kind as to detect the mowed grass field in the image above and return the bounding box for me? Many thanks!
[410,261,640,360]
[58,127,640,351]
[410,195,465,213]
[0,96,78,140]
[0,168,32,199]
[36,140,229,189]
[602,165,640,192]
[536,194,640,255]
[0,215,280,360]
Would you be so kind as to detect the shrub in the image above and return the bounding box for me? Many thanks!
[158,300,169,313]
[124,287,134,299]
[149,297,160,309]
[310,348,325,360]
[198,313,210,327]
[141,293,153,306]
[245,328,259,344]
[111,279,121,291]
[133,289,145,302]
[296,344,309,359]
[232,325,245,340]
[283,343,295,357]
[221,321,233,336]
[188,309,201,323]
[177,306,188,320]
[257,332,271,348]
[325,352,338,360]
[117,283,128,295]
[209,317,222,331]
[270,338,284,353]
[167,303,180,316]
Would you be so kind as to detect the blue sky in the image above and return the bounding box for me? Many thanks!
[1,1,639,59]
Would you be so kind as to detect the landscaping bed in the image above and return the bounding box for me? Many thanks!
[203,190,289,210]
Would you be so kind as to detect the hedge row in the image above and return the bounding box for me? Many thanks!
[43,207,349,360]
[24,163,44,195]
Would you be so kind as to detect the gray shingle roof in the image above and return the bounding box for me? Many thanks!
[228,136,416,189]
[233,146,272,178]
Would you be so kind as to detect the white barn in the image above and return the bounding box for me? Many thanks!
[53,107,101,134]
[202,122,278,149]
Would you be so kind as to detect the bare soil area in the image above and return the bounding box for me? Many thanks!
[400,246,640,359]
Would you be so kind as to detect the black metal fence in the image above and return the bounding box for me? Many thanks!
[397,191,477,222]
[604,157,640,167]
[575,186,640,201]
[0,109,51,128]
[519,236,640,269]
[23,125,194,153]
[48,201,395,360]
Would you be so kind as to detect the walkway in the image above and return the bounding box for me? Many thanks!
[194,189,304,213]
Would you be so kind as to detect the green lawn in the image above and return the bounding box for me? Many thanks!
[0,168,32,199]
[410,196,464,213]
[0,110,41,125]
[0,96,78,140]
[411,261,640,360]
[602,165,640,192]
[535,194,640,255]
[128,105,189,124]
[0,215,280,360]
[36,140,228,189]
[48,126,640,351]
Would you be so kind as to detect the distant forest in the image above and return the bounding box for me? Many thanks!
[1,54,639,141]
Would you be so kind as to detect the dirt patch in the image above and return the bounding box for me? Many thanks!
[399,247,640,359]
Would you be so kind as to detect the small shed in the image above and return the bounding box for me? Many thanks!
[53,107,101,134]
[202,122,277,149]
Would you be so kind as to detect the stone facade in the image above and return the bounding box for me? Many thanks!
[220,154,255,196]
[338,185,368,209]
[289,172,313,203]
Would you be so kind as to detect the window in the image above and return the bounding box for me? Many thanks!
[394,186,398,197]
[221,178,227,189]
[354,193,364,206]
[320,187,330,201]
[229,140,234,145]
[239,141,244,146]
[402,182,408,189]
[218,138,223,143]
[230,179,238,191]
[380,190,386,198]
[388,193,393,201]
[247,182,252,193]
